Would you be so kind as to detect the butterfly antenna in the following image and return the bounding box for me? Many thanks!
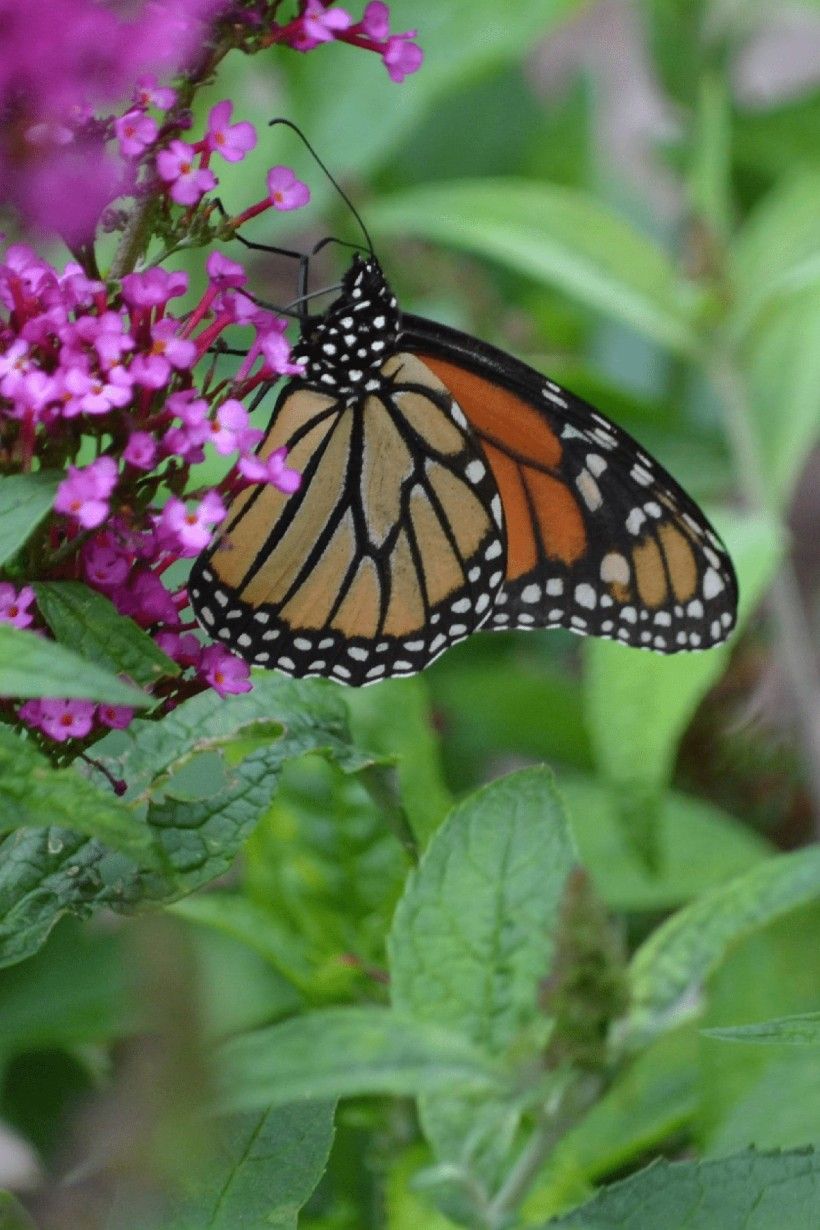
[269,117,375,257]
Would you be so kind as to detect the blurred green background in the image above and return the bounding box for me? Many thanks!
[3,1,820,1226]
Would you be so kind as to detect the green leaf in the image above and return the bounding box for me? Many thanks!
[389,765,576,1049]
[344,676,453,848]
[524,1026,699,1221]
[582,512,782,861]
[0,727,156,861]
[0,676,372,969]
[164,1102,335,1230]
[368,179,701,355]
[625,846,820,1045]
[388,767,576,1183]
[561,775,770,912]
[0,623,151,707]
[703,1012,820,1046]
[34,582,178,687]
[0,471,61,567]
[540,1148,820,1229]
[214,1008,503,1114]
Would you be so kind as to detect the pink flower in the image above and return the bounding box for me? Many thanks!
[266,166,311,211]
[200,644,252,696]
[154,629,202,669]
[74,311,134,366]
[115,109,159,158]
[205,100,257,163]
[131,318,196,387]
[258,329,305,377]
[54,456,118,529]
[206,251,246,289]
[207,399,262,455]
[238,446,301,494]
[62,363,132,416]
[124,430,158,469]
[82,538,130,589]
[98,703,135,730]
[361,1,390,38]
[299,0,353,46]
[37,698,96,743]
[134,75,177,111]
[158,491,226,556]
[156,139,217,205]
[0,583,36,628]
[117,569,179,627]
[121,267,188,309]
[383,35,423,82]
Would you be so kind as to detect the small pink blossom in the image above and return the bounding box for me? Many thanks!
[82,539,130,589]
[156,139,217,205]
[258,329,305,377]
[200,644,252,696]
[361,1,390,38]
[134,75,178,111]
[383,35,423,82]
[115,110,159,158]
[37,698,96,743]
[205,101,257,163]
[238,447,301,494]
[158,491,226,556]
[124,431,158,469]
[54,456,118,529]
[208,399,262,455]
[206,251,247,289]
[62,363,132,416]
[121,267,189,309]
[154,630,202,669]
[0,583,36,629]
[97,703,135,730]
[299,0,353,46]
[117,569,179,628]
[266,166,311,211]
[131,318,196,387]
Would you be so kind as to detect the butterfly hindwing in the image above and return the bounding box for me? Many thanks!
[189,352,505,685]
[405,315,738,652]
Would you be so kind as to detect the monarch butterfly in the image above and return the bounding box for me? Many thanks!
[188,247,738,687]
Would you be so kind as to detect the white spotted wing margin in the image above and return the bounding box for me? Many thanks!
[402,312,739,654]
[189,353,506,686]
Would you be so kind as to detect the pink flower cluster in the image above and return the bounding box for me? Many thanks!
[0,1,422,242]
[0,186,307,740]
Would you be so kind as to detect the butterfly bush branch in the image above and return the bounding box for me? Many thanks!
[0,0,425,759]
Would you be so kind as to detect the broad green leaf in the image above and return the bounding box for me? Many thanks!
[0,471,61,566]
[164,1102,335,1230]
[524,1026,699,1222]
[625,846,820,1045]
[0,676,371,968]
[389,765,577,1049]
[0,623,151,707]
[0,727,156,862]
[214,1008,503,1114]
[705,1057,820,1157]
[344,676,453,847]
[540,1148,820,1229]
[582,512,782,859]
[169,892,313,995]
[731,170,820,335]
[703,1012,820,1046]
[389,767,576,1183]
[0,920,133,1054]
[739,288,820,507]
[34,582,178,687]
[368,180,701,355]
[561,776,770,912]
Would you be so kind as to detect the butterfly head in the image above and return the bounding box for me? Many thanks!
[292,254,401,398]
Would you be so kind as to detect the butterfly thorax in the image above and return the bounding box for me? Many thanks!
[291,255,401,399]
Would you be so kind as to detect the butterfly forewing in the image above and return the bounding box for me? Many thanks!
[189,352,505,685]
